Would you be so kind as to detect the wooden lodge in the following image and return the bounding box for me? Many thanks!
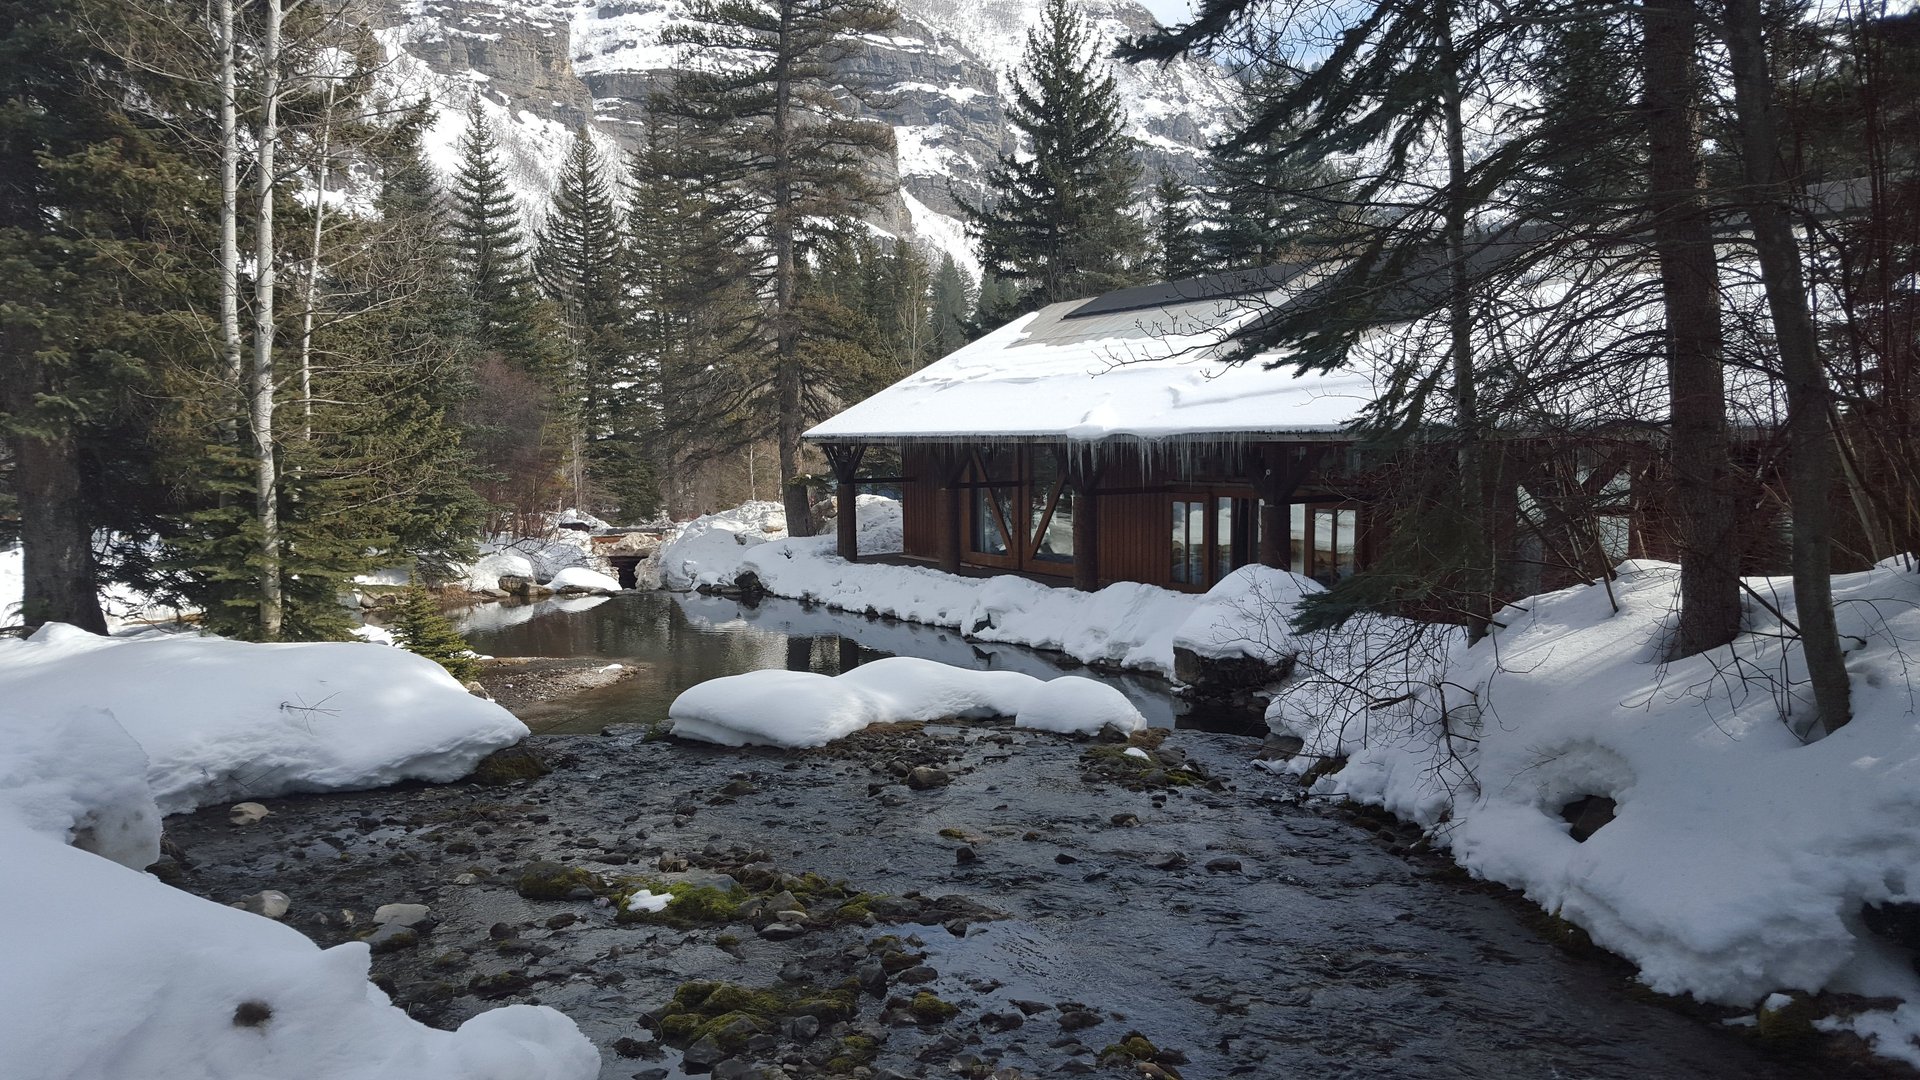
[806,271,1391,593]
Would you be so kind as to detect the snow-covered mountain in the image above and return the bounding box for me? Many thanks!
[368,0,1238,278]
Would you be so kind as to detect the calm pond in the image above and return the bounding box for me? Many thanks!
[455,589,1244,735]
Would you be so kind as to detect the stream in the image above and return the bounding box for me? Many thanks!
[163,591,1845,1080]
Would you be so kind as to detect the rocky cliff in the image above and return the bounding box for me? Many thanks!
[368,0,1238,276]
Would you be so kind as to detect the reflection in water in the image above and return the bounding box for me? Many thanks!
[454,591,1250,735]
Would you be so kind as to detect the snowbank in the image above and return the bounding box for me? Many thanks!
[0,623,530,813]
[1,544,21,627]
[657,499,1314,678]
[547,566,622,594]
[460,551,537,593]
[0,710,597,1080]
[1274,560,1920,1061]
[657,500,790,590]
[668,656,1144,747]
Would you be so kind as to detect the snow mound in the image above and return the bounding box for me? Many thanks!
[669,656,1136,747]
[657,501,790,590]
[1013,676,1146,735]
[1274,560,1920,1057]
[547,566,622,594]
[0,624,530,814]
[0,708,596,1080]
[1170,565,1323,663]
[461,551,536,593]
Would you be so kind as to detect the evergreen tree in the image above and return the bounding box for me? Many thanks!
[654,0,900,537]
[929,253,975,356]
[450,102,542,363]
[536,128,651,520]
[1202,63,1347,269]
[0,0,206,632]
[961,0,1147,317]
[389,586,481,683]
[1149,171,1205,280]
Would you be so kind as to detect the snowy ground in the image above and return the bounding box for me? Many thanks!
[1271,558,1920,1066]
[0,625,599,1079]
[654,498,1321,676]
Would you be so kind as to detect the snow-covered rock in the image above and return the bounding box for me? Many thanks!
[1273,559,1920,1063]
[668,656,1140,747]
[656,501,790,591]
[460,551,536,593]
[0,623,530,813]
[1013,675,1145,735]
[546,566,622,594]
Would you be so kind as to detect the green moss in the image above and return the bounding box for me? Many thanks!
[654,980,855,1052]
[467,745,550,786]
[614,880,746,926]
[1754,995,1826,1052]
[908,992,958,1022]
[826,1034,879,1070]
[714,933,741,949]
[938,827,968,840]
[1101,1033,1159,1060]
[515,861,605,900]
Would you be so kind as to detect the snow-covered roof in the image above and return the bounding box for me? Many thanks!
[806,272,1378,444]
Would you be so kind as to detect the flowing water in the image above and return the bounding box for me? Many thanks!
[161,591,1860,1079]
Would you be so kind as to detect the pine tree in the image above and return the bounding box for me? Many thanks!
[536,128,648,519]
[961,0,1147,317]
[389,586,482,683]
[450,102,541,362]
[1202,63,1347,269]
[654,0,901,537]
[1150,171,1205,280]
[929,253,975,356]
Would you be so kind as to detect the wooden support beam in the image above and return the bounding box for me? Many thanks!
[1066,454,1102,592]
[825,444,866,563]
[933,446,964,574]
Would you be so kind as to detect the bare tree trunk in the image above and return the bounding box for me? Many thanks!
[1642,0,1742,658]
[1,351,107,634]
[218,0,243,442]
[770,1,814,538]
[252,0,285,639]
[298,79,336,445]
[1439,9,1490,639]
[1721,0,1851,734]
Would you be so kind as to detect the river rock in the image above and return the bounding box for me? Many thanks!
[856,958,888,996]
[760,922,806,941]
[234,890,291,919]
[682,1036,727,1071]
[366,923,419,953]
[229,802,270,826]
[1205,857,1243,873]
[373,902,431,927]
[905,766,951,790]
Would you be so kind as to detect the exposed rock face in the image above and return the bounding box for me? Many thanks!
[367,0,1238,273]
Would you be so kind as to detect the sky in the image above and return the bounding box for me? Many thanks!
[1136,0,1197,27]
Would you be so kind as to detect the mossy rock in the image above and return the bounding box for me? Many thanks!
[1754,995,1827,1053]
[1299,755,1349,786]
[908,992,958,1022]
[826,1033,879,1071]
[467,744,550,786]
[1102,1033,1160,1061]
[515,861,605,901]
[655,979,855,1051]
[614,880,746,926]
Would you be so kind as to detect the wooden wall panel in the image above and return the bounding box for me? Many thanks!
[900,447,940,559]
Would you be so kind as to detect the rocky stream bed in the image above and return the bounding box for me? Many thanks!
[163,719,1893,1080]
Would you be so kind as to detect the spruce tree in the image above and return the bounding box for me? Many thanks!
[450,102,541,363]
[536,128,648,519]
[654,0,900,537]
[961,0,1147,317]
[1202,63,1347,269]
[1150,171,1205,280]
[929,254,975,356]
[389,586,482,683]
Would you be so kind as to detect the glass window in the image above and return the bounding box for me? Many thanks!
[971,486,1007,554]
[1030,448,1073,563]
[1311,507,1357,582]
[1171,499,1205,585]
[1214,497,1234,582]
[1289,504,1308,574]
